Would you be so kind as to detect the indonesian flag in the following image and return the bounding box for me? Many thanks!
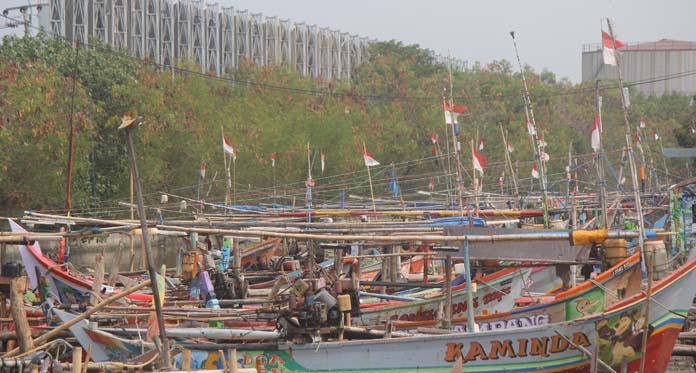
[222,131,237,161]
[635,129,643,152]
[478,139,485,151]
[321,152,326,173]
[498,173,505,193]
[602,31,625,66]
[200,160,206,178]
[443,100,467,125]
[690,125,695,135]
[531,162,540,179]
[507,142,514,153]
[525,114,536,135]
[428,177,435,192]
[541,152,550,162]
[270,153,276,168]
[591,113,601,152]
[472,148,487,174]
[639,118,646,128]
[653,129,659,141]
[431,133,438,144]
[363,145,380,167]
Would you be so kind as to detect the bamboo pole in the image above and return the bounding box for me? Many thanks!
[2,279,151,358]
[10,278,33,353]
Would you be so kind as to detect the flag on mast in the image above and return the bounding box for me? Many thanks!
[321,152,326,173]
[478,139,485,151]
[639,118,646,128]
[363,145,380,167]
[635,129,643,152]
[602,31,625,66]
[591,113,601,152]
[472,148,487,174]
[531,162,540,179]
[443,100,467,125]
[507,141,515,153]
[200,160,206,178]
[653,129,659,141]
[431,133,438,144]
[498,172,505,193]
[525,114,536,135]
[222,131,236,160]
[270,153,276,168]
[428,177,435,192]
[690,125,696,135]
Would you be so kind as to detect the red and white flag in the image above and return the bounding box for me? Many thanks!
[363,145,380,167]
[270,153,276,168]
[321,152,326,173]
[653,129,659,141]
[478,139,485,151]
[540,152,550,162]
[498,173,505,193]
[443,100,467,125]
[200,160,206,178]
[635,129,643,152]
[602,31,625,66]
[507,141,515,153]
[428,177,435,192]
[690,125,696,135]
[472,148,487,174]
[525,114,536,135]
[639,118,646,128]
[591,113,601,151]
[222,131,236,161]
[531,162,540,179]
[431,133,438,144]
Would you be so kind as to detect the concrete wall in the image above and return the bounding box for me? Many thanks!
[4,233,182,273]
[581,49,696,96]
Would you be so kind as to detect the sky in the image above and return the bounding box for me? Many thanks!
[2,0,695,82]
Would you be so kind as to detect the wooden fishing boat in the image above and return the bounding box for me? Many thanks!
[357,266,529,326]
[183,252,696,372]
[8,219,152,304]
[392,252,643,332]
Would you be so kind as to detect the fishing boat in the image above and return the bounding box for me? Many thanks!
[183,251,696,372]
[8,219,152,304]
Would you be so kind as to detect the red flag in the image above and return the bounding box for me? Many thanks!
[591,113,601,151]
[431,133,438,144]
[432,144,438,156]
[443,100,467,124]
[222,131,236,160]
[653,129,659,141]
[525,114,536,135]
[507,142,514,153]
[321,152,325,173]
[531,163,540,179]
[270,153,276,168]
[472,148,487,174]
[602,31,625,66]
[200,160,206,178]
[363,145,380,167]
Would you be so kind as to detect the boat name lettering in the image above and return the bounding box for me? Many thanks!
[444,332,591,363]
[242,354,286,371]
[612,262,630,277]
[482,287,510,306]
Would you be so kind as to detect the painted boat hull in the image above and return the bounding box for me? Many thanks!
[357,267,529,326]
[192,254,696,372]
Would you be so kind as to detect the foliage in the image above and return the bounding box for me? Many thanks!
[0,34,694,217]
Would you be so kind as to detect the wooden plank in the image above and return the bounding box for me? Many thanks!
[10,277,33,353]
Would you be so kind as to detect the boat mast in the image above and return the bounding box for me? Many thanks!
[606,19,650,373]
[510,31,550,228]
[500,125,520,209]
[447,57,465,217]
[595,81,609,229]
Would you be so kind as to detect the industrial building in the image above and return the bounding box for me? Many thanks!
[582,39,696,96]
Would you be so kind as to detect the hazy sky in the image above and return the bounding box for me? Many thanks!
[2,0,695,82]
